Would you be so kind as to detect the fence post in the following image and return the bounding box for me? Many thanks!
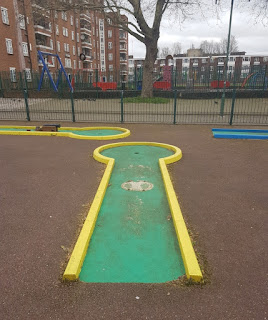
[20,72,30,121]
[263,65,267,91]
[0,73,3,97]
[229,86,236,125]
[120,90,124,123]
[70,91,75,122]
[173,90,177,124]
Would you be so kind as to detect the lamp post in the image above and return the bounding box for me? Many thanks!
[220,0,235,116]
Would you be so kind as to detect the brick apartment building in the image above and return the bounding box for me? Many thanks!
[129,48,268,83]
[0,0,128,83]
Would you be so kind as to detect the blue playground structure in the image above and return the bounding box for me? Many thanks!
[37,51,73,92]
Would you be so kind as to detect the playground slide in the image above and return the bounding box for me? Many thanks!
[241,73,254,88]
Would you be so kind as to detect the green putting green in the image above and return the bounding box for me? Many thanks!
[80,145,185,283]
[0,128,123,136]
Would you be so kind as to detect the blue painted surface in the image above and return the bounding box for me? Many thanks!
[212,128,268,140]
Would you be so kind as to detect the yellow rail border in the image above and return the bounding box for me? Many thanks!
[0,126,130,140]
[63,142,202,282]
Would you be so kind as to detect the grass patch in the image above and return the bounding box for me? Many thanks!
[124,96,170,104]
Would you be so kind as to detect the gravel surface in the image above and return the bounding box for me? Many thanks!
[0,121,267,320]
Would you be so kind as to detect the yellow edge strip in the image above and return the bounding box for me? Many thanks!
[0,126,130,140]
[63,142,202,282]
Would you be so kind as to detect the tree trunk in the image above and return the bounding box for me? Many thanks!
[141,39,158,98]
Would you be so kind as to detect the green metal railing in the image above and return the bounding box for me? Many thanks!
[0,70,267,125]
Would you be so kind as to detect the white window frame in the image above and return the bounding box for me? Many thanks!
[108,42,112,49]
[6,38,13,54]
[10,67,16,82]
[22,42,28,56]
[19,14,25,29]
[56,25,59,35]
[1,7,9,25]
[70,15,73,25]
[71,31,74,40]
[108,53,113,61]
[73,45,76,55]
[108,30,112,38]
[57,41,60,52]
[77,33,79,42]
[25,68,32,82]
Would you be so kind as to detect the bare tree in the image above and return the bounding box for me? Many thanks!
[29,0,268,96]
[172,42,182,55]
[200,36,239,54]
[158,47,171,58]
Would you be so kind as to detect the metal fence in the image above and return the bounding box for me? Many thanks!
[0,71,267,125]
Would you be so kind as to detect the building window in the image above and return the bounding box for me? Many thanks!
[56,25,59,35]
[1,7,9,25]
[71,31,74,40]
[263,57,268,62]
[73,60,76,69]
[70,15,73,25]
[254,57,259,62]
[108,42,112,49]
[210,66,214,71]
[202,58,207,63]
[65,58,71,68]
[10,68,16,82]
[108,30,112,38]
[77,33,79,42]
[62,11,67,21]
[57,41,60,52]
[228,66,233,71]
[109,64,113,71]
[76,18,78,28]
[63,27,68,37]
[25,69,32,82]
[6,39,13,54]
[64,43,70,52]
[54,11,58,19]
[93,40,95,47]
[77,47,80,55]
[109,75,113,82]
[73,46,75,55]
[243,57,250,62]
[49,57,55,67]
[92,27,95,36]
[108,53,113,61]
[79,61,82,69]
[19,14,25,29]
[22,42,28,56]
[183,59,188,63]
[201,66,205,72]
[50,39,53,49]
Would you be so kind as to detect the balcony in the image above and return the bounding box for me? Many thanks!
[34,25,52,37]
[80,14,91,22]
[35,34,52,50]
[120,45,127,51]
[80,24,91,34]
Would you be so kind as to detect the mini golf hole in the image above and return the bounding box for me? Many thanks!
[134,152,139,154]
[121,180,154,192]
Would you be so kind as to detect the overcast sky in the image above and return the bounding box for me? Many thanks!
[128,2,268,58]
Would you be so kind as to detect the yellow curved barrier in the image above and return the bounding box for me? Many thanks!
[63,142,202,282]
[0,126,130,140]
